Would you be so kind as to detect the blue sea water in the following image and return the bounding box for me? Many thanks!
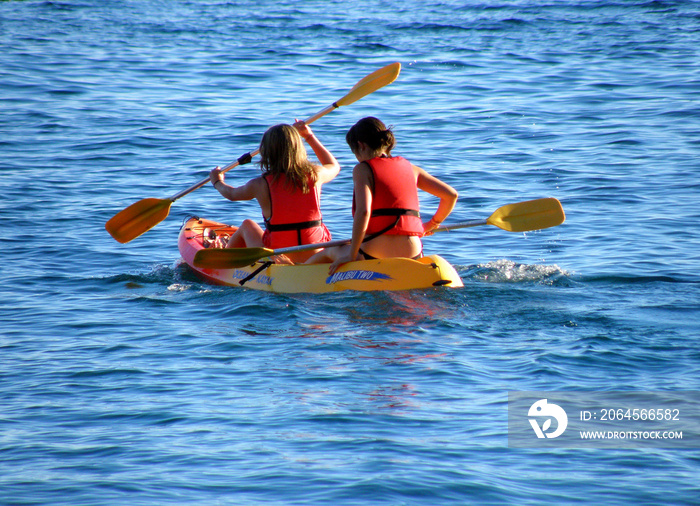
[2,0,700,504]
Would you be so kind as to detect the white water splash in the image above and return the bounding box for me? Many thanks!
[469,259,569,285]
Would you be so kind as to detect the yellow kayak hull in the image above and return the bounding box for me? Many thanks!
[179,218,463,293]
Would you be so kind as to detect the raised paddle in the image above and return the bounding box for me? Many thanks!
[193,197,566,269]
[105,62,402,244]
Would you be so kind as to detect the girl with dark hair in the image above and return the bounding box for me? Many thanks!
[209,120,340,263]
[307,116,458,274]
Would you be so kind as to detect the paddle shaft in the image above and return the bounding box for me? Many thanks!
[174,62,403,200]
[251,220,488,256]
[434,219,487,232]
[226,221,483,257]
[269,238,351,256]
[194,219,495,269]
[169,104,342,202]
[192,220,495,269]
[170,60,404,201]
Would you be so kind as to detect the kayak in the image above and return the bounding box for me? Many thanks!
[178,217,463,293]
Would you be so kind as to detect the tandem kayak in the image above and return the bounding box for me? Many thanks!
[178,217,463,293]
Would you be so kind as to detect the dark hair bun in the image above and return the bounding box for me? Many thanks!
[346,117,396,153]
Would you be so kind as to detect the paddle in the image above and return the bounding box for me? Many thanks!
[433,197,565,233]
[105,62,402,244]
[193,197,565,269]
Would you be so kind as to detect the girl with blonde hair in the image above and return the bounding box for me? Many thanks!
[209,120,340,263]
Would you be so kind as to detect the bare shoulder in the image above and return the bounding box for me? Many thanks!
[249,175,267,189]
[352,161,373,183]
[353,161,372,176]
[411,161,428,176]
[233,175,268,201]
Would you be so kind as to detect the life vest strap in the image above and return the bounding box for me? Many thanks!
[364,208,421,242]
[264,219,324,246]
[371,208,420,218]
[264,219,323,232]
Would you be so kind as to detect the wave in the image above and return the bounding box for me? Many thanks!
[103,261,199,288]
[460,259,570,286]
[459,260,700,287]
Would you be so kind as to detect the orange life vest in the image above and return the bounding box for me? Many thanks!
[354,156,423,238]
[262,173,331,248]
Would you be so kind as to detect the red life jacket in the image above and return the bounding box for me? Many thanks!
[354,156,423,237]
[262,173,331,248]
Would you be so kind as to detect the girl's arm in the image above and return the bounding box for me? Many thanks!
[294,120,340,184]
[414,164,458,234]
[210,167,263,202]
[348,164,372,259]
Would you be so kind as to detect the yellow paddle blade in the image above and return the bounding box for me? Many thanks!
[487,197,565,232]
[193,247,275,269]
[105,198,173,243]
[336,62,401,107]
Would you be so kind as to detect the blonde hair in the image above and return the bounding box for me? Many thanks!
[259,124,317,193]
